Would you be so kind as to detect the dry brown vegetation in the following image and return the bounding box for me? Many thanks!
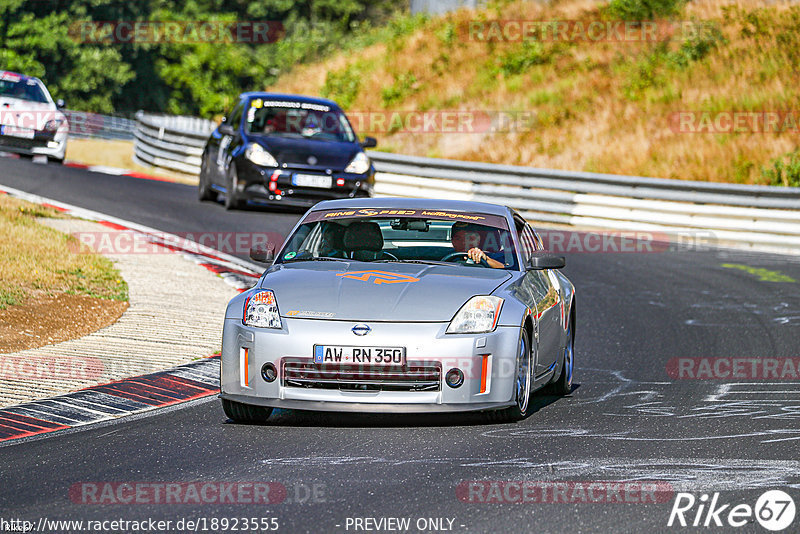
[0,194,128,310]
[268,0,800,185]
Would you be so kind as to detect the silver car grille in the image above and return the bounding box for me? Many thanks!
[282,361,442,392]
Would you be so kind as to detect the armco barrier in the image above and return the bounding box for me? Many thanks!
[370,152,800,252]
[133,111,215,175]
[132,111,800,252]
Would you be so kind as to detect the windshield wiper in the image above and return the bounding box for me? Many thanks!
[282,256,347,263]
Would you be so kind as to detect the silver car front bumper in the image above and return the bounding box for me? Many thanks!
[220,317,522,413]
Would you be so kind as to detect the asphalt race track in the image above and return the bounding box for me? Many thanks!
[2,157,800,533]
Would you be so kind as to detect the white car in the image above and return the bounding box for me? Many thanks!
[0,70,68,163]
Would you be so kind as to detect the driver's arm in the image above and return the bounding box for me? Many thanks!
[467,247,504,269]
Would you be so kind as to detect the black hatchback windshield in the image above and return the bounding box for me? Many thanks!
[245,99,355,143]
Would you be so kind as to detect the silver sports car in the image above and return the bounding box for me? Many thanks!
[220,198,575,422]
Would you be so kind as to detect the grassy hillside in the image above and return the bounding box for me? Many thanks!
[267,0,800,185]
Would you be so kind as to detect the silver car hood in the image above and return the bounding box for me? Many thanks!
[261,262,512,322]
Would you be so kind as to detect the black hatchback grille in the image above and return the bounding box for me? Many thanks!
[282,361,441,392]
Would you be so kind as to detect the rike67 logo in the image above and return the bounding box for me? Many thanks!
[668,490,796,531]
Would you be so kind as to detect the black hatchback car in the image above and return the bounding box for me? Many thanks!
[199,92,377,209]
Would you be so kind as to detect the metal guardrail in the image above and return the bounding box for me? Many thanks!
[133,111,215,175]
[132,111,800,252]
[370,152,800,252]
[410,0,482,15]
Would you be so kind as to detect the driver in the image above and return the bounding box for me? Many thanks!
[450,222,506,269]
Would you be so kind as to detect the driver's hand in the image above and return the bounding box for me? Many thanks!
[467,247,504,268]
[467,247,487,263]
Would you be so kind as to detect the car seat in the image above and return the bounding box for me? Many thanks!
[343,221,384,261]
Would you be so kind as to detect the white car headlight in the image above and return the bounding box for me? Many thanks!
[243,290,282,329]
[245,143,278,167]
[446,296,504,334]
[43,119,63,132]
[344,151,370,174]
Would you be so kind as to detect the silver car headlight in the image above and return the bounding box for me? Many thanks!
[243,290,282,329]
[245,143,278,167]
[446,296,504,334]
[344,151,370,174]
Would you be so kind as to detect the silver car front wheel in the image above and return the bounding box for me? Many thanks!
[487,328,531,422]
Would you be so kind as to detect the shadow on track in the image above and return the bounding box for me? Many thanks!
[222,385,579,428]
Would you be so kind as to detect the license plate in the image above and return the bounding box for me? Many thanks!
[293,174,332,189]
[314,345,406,366]
[0,125,34,139]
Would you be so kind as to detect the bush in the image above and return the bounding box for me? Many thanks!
[500,40,548,76]
[381,72,418,107]
[321,63,363,109]
[762,151,800,187]
[669,22,726,67]
[606,0,687,21]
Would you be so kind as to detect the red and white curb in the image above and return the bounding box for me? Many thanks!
[64,160,182,184]
[0,357,220,444]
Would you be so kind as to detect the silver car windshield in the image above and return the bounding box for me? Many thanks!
[278,214,519,270]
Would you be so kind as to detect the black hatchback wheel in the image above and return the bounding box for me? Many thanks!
[198,155,215,201]
[224,164,243,210]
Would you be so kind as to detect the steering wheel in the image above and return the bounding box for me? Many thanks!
[441,252,470,263]
[440,252,489,267]
[381,251,399,261]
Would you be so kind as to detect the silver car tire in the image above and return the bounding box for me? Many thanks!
[553,318,574,395]
[222,398,273,424]
[486,328,531,423]
[546,312,574,396]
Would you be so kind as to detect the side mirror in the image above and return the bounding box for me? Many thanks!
[250,244,275,264]
[361,136,377,148]
[55,99,65,109]
[528,253,565,270]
